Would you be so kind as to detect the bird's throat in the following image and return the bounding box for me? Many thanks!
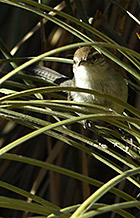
[73,64,101,90]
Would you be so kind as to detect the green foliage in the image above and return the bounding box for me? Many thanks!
[0,0,139,217]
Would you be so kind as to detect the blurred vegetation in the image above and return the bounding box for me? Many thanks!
[0,0,140,217]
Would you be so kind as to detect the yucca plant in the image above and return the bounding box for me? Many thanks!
[0,0,139,217]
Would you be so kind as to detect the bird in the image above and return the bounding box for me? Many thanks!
[26,46,128,114]
[71,46,128,114]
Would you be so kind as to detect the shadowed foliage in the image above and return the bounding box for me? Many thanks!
[0,0,140,217]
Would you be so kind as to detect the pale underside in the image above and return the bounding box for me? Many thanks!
[71,62,128,114]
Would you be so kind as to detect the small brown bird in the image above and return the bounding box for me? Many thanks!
[71,46,128,114]
[26,46,128,114]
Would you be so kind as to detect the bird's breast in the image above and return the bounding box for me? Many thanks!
[72,63,128,113]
